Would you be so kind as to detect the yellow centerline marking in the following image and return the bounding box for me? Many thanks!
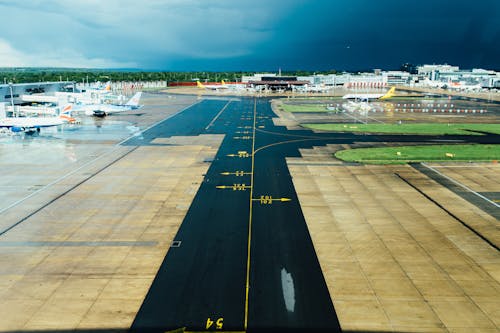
[215,184,251,190]
[244,98,257,330]
[220,171,252,176]
[254,138,320,155]
[255,127,338,139]
[251,197,291,202]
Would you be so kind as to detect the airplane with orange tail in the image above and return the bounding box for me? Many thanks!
[196,80,228,91]
[0,105,76,134]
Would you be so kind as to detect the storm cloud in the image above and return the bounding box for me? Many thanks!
[0,0,498,70]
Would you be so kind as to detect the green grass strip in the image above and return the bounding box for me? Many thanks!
[335,144,500,164]
[304,123,500,135]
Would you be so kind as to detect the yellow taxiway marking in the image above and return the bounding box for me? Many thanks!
[220,171,252,176]
[258,125,265,128]
[227,151,251,158]
[254,138,319,155]
[216,184,251,191]
[252,196,291,204]
[205,317,224,330]
[244,98,257,330]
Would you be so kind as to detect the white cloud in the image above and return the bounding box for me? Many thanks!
[0,39,27,67]
[0,38,136,68]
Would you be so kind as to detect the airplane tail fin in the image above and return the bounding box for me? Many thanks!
[221,80,226,86]
[197,81,206,89]
[105,81,112,91]
[125,92,142,107]
[380,86,396,100]
[59,104,76,123]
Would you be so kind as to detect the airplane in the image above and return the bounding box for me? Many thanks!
[0,105,76,134]
[220,80,247,90]
[196,81,228,91]
[71,92,142,117]
[293,84,332,93]
[342,86,396,101]
[444,81,482,91]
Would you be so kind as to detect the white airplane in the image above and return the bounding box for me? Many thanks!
[0,105,76,134]
[54,88,123,106]
[343,86,396,101]
[72,92,142,117]
[445,81,482,91]
[220,80,247,90]
[293,84,332,93]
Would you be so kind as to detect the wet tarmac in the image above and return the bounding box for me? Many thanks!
[1,92,498,332]
[0,94,197,218]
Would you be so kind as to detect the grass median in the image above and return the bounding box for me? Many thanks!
[335,144,500,164]
[304,123,500,135]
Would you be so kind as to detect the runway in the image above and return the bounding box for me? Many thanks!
[130,97,498,332]
[131,98,342,332]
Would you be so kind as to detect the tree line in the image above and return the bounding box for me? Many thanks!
[0,68,337,84]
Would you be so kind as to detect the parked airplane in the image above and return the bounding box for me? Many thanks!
[343,87,396,101]
[0,105,76,133]
[196,81,228,91]
[445,81,482,91]
[72,92,142,117]
[220,80,247,90]
[293,84,332,93]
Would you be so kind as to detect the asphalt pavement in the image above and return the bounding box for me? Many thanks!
[130,96,499,332]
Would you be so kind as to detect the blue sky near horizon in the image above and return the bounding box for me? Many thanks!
[0,0,498,71]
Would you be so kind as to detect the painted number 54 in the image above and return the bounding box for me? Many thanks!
[206,317,223,330]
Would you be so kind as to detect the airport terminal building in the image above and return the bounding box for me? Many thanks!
[0,82,73,105]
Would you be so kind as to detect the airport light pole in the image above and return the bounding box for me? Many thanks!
[8,82,15,116]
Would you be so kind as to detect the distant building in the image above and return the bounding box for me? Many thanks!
[239,65,499,91]
[241,73,276,83]
[383,71,411,85]
[340,73,386,88]
[417,64,460,80]
[0,82,73,105]
[244,74,309,91]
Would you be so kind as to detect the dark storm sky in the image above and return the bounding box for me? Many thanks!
[0,0,498,70]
